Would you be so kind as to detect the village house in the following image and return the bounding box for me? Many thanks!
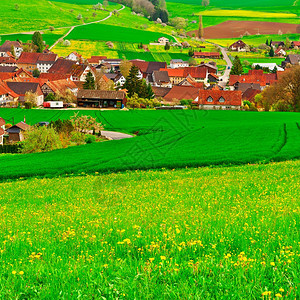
[242,88,261,103]
[251,63,284,72]
[0,55,17,67]
[6,121,30,142]
[275,47,286,57]
[0,117,5,145]
[0,41,23,58]
[0,81,18,106]
[0,66,19,73]
[148,71,172,88]
[104,73,126,87]
[77,90,126,108]
[281,54,300,68]
[198,62,218,74]
[17,52,40,72]
[229,69,279,90]
[194,90,242,110]
[131,60,167,79]
[66,52,82,62]
[193,52,220,59]
[177,75,204,88]
[229,40,248,52]
[291,41,300,48]
[41,79,78,97]
[271,41,285,48]
[6,82,44,106]
[170,59,189,69]
[36,53,58,73]
[163,86,200,104]
[87,56,107,67]
[158,37,170,46]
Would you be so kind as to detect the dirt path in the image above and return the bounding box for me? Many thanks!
[49,5,125,50]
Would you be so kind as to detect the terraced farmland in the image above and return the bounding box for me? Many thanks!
[0,109,300,180]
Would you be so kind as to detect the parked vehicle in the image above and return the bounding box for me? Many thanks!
[43,101,64,109]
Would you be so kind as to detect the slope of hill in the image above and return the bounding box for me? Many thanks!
[0,160,299,298]
[0,109,300,180]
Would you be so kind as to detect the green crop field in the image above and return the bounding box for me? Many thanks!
[67,23,174,44]
[0,160,299,298]
[0,109,300,180]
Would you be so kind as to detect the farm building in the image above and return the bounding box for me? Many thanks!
[170,59,189,69]
[77,90,126,108]
[0,81,18,106]
[229,40,248,52]
[66,52,82,62]
[194,90,242,110]
[41,79,78,97]
[274,48,286,57]
[0,55,17,67]
[87,56,107,67]
[271,41,285,48]
[104,73,126,87]
[149,71,172,88]
[193,52,220,59]
[6,121,30,143]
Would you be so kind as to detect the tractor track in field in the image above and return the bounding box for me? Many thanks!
[296,122,300,131]
[273,123,287,157]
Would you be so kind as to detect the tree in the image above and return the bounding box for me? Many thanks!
[285,37,291,49]
[10,45,16,58]
[70,113,104,134]
[230,56,243,75]
[32,69,40,78]
[49,26,55,32]
[24,91,38,107]
[50,119,74,136]
[164,42,170,51]
[188,48,194,57]
[32,31,44,53]
[83,71,95,90]
[77,14,82,20]
[63,40,71,47]
[103,0,108,8]
[120,60,133,78]
[198,15,204,39]
[269,47,274,57]
[260,66,300,112]
[123,65,143,97]
[45,93,55,101]
[170,17,187,30]
[14,4,19,10]
[266,39,269,46]
[21,126,62,154]
[202,0,210,6]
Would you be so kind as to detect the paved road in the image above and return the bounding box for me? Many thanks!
[218,46,232,88]
[101,131,133,140]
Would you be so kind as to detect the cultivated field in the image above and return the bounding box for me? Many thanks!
[0,160,299,298]
[189,20,300,39]
[0,109,300,180]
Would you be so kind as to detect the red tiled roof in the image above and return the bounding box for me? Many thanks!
[17,52,40,64]
[292,41,300,47]
[47,58,76,74]
[164,86,200,101]
[0,56,17,64]
[39,73,71,81]
[0,80,19,98]
[0,117,5,127]
[183,67,207,79]
[130,60,149,73]
[229,69,277,86]
[87,56,107,64]
[194,52,220,57]
[45,79,77,93]
[196,90,242,106]
[160,68,185,77]
[242,88,261,102]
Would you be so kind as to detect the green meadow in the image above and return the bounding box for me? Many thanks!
[0,109,300,180]
[0,0,120,34]
[0,160,299,298]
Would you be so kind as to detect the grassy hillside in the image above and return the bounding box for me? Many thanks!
[0,160,299,298]
[0,109,300,180]
[0,0,120,34]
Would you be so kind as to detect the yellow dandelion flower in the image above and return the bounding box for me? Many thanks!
[275,294,282,298]
[160,256,166,260]
[279,288,284,292]
[19,271,24,275]
[270,262,275,266]
[12,271,16,275]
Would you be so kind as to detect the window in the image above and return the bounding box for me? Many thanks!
[207,96,213,102]
[219,97,225,103]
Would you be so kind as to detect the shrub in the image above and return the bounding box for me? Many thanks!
[21,126,62,154]
[70,131,85,145]
[24,101,33,109]
[85,134,96,144]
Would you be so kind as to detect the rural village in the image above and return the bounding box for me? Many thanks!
[0,33,300,147]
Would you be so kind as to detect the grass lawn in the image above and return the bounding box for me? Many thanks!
[0,160,299,298]
[0,109,300,180]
